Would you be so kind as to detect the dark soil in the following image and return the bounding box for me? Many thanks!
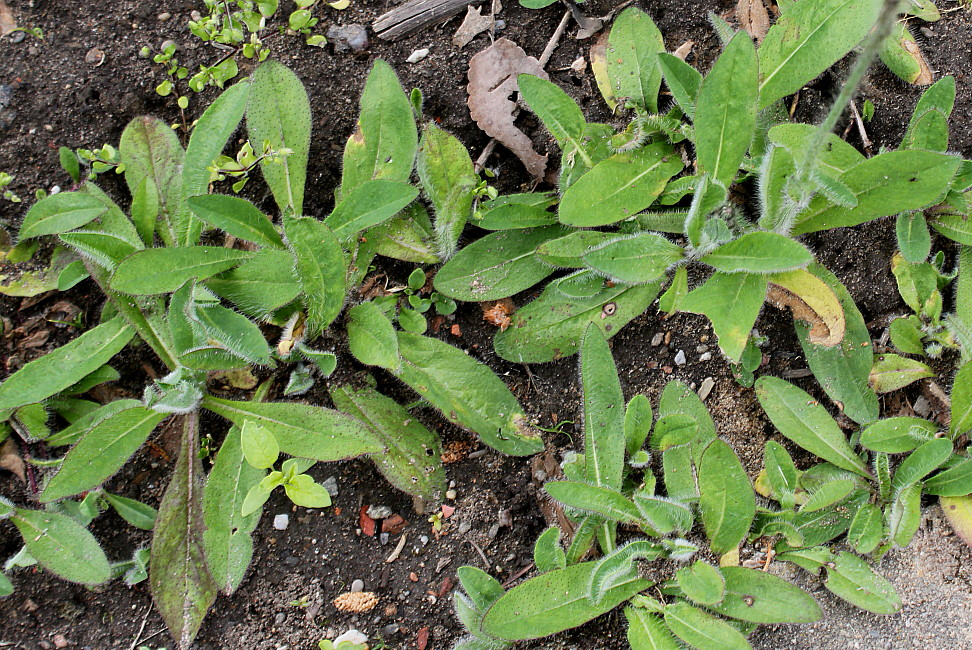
[1,1,971,649]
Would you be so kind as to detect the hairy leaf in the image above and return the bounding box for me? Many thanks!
[681,272,767,363]
[283,215,346,338]
[186,195,284,248]
[606,7,665,113]
[416,124,476,258]
[19,192,108,240]
[698,439,755,555]
[12,509,110,585]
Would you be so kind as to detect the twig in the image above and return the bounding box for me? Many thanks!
[128,607,153,650]
[502,561,536,588]
[849,100,873,153]
[465,538,491,570]
[473,10,572,173]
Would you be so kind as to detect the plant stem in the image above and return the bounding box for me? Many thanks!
[797,0,906,187]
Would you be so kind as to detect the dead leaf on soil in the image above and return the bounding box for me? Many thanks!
[672,40,695,61]
[452,5,493,48]
[735,0,770,43]
[0,0,17,37]
[567,2,602,40]
[1,437,26,483]
[590,30,617,111]
[467,38,548,178]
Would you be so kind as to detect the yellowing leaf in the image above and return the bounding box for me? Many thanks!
[767,268,845,346]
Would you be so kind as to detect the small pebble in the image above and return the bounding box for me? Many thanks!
[273,514,290,530]
[406,48,430,63]
[0,85,13,109]
[651,332,665,346]
[495,19,506,30]
[699,352,712,362]
[695,345,708,353]
[380,532,390,545]
[9,31,25,43]
[674,350,686,366]
[367,504,393,520]
[326,24,369,54]
[84,48,105,66]
[334,630,368,646]
[445,489,457,500]
[322,476,339,497]
[698,377,715,401]
[420,535,430,546]
[274,612,286,625]
[158,12,172,20]
[382,623,400,636]
[350,579,365,592]
[160,39,177,52]
[53,636,68,649]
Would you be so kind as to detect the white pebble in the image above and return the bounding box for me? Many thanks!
[407,48,430,63]
[334,630,368,645]
[699,352,712,362]
[446,489,457,500]
[273,514,289,530]
[350,579,364,592]
[674,350,686,366]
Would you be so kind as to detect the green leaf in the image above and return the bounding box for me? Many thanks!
[680,272,767,363]
[868,353,934,393]
[103,492,158,531]
[494,275,661,363]
[755,376,871,478]
[12,509,110,585]
[186,195,285,248]
[415,123,477,258]
[896,212,932,263]
[518,74,586,153]
[149,414,218,648]
[902,76,955,151]
[40,407,167,502]
[624,394,653,458]
[202,397,384,461]
[626,607,681,650]
[658,53,702,120]
[789,263,878,425]
[325,180,419,241]
[860,416,936,453]
[768,123,865,176]
[346,301,400,370]
[0,318,133,412]
[757,0,883,109]
[433,226,566,301]
[120,116,185,244]
[59,230,140,270]
[922,458,972,497]
[949,362,972,438]
[664,601,752,650]
[191,303,271,365]
[793,151,961,234]
[240,420,279,469]
[283,215,346,338]
[181,80,251,246]
[702,232,812,274]
[846,502,883,553]
[582,233,684,284]
[824,552,901,614]
[476,192,558,230]
[247,60,311,214]
[891,438,952,491]
[658,380,717,465]
[283,474,331,508]
[533,527,567,573]
[481,562,651,641]
[695,31,758,187]
[545,480,640,523]
[392,332,542,456]
[709,566,822,623]
[580,326,626,489]
[650,414,700,451]
[698,439,755,555]
[202,425,263,595]
[330,382,446,502]
[930,214,972,246]
[205,248,299,318]
[559,142,682,227]
[879,22,929,86]
[887,481,922,547]
[110,247,252,295]
[941,495,972,548]
[676,561,725,606]
[340,59,417,196]
[397,308,427,334]
[60,146,81,183]
[19,192,108,239]
[0,572,13,596]
[458,565,505,612]
[130,178,159,246]
[800,478,855,512]
[606,7,665,113]
[44,399,142,447]
[763,440,798,508]
[536,231,617,268]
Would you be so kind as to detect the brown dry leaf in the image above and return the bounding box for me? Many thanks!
[672,40,695,61]
[903,38,933,85]
[452,5,493,48]
[467,38,548,178]
[0,0,16,36]
[736,0,770,43]
[0,437,26,483]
